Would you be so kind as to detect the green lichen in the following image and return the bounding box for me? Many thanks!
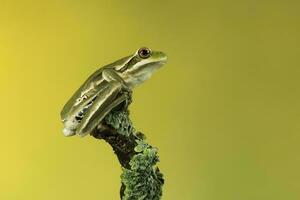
[121,141,164,200]
[102,110,164,200]
[104,110,135,137]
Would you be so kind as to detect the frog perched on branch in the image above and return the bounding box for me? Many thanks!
[60,47,167,200]
[60,47,167,137]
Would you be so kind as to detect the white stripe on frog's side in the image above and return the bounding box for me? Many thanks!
[74,95,88,106]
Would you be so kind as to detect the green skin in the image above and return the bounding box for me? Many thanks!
[60,48,167,137]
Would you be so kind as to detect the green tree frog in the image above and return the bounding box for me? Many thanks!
[60,47,167,137]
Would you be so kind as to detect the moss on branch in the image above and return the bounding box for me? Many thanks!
[91,110,164,200]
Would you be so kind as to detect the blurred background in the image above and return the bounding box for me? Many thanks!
[0,0,299,199]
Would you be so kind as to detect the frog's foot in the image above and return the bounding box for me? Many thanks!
[62,119,79,137]
[63,128,76,137]
[119,91,132,110]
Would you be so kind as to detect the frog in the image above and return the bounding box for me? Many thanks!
[60,47,167,137]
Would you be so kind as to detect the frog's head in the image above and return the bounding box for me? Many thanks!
[120,47,167,88]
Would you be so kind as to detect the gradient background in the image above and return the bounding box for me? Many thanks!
[1,0,300,199]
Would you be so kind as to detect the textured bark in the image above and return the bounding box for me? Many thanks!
[91,109,164,200]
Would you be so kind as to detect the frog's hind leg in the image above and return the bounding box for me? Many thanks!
[77,81,130,136]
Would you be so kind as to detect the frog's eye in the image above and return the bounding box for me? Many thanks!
[138,47,151,59]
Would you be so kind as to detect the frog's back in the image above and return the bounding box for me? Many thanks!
[60,55,131,120]
[60,66,106,120]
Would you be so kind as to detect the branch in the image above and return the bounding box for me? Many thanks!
[91,108,164,200]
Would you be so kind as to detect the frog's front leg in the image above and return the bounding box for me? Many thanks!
[102,68,132,107]
[102,68,131,91]
[77,80,131,137]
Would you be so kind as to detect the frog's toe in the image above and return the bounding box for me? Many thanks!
[63,128,76,137]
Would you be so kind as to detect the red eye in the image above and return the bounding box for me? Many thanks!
[138,47,151,59]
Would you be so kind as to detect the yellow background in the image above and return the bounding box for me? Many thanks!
[0,0,299,199]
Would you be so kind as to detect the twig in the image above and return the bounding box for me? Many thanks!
[91,107,164,200]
